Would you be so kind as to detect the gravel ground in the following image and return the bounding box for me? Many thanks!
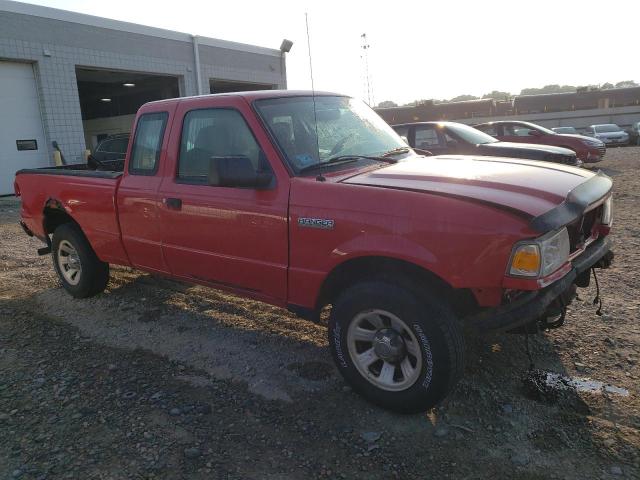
[1,148,639,479]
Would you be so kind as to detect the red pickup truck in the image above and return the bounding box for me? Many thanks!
[15,91,614,413]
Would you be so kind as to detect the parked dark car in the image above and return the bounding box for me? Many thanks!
[92,134,130,163]
[392,121,581,166]
[473,120,605,163]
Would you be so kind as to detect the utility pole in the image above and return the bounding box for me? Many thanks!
[360,33,374,106]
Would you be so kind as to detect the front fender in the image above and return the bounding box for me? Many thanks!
[328,233,441,278]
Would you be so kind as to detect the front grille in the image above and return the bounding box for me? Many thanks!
[566,207,600,252]
[597,145,606,156]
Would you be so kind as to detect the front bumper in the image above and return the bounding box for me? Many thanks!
[602,138,629,146]
[467,236,613,332]
[584,146,605,163]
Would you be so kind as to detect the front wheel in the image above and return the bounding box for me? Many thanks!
[52,223,110,298]
[328,280,464,413]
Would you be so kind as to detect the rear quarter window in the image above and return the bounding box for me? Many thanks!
[98,138,129,154]
[129,112,168,175]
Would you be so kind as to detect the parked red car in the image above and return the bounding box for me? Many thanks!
[473,120,606,163]
[15,91,614,413]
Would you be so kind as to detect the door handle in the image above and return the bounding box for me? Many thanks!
[164,197,182,210]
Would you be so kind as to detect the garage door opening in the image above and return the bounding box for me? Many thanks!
[76,67,179,152]
[210,79,275,94]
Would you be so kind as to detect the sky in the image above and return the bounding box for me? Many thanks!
[18,0,640,105]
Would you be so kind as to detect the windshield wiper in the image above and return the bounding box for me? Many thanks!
[381,146,411,157]
[298,155,397,174]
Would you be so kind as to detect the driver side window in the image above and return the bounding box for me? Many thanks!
[178,109,264,185]
[505,124,534,136]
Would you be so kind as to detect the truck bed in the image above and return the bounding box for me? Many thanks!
[15,165,129,265]
[17,162,123,179]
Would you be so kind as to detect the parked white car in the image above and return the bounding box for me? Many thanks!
[584,124,629,146]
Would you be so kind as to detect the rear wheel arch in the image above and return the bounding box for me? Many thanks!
[42,199,80,236]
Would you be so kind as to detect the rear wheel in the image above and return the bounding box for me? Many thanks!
[328,280,464,413]
[52,223,109,298]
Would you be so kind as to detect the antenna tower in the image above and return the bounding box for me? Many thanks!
[360,33,374,106]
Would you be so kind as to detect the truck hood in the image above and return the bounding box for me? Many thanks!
[342,155,593,220]
[491,142,575,156]
[558,133,602,143]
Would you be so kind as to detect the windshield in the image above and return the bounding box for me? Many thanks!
[254,96,408,174]
[518,122,556,135]
[594,124,622,133]
[445,123,498,145]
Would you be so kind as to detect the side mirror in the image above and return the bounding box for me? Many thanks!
[209,156,274,189]
[528,130,543,136]
[446,139,460,148]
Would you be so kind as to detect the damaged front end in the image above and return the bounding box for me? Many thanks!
[467,171,615,333]
[536,248,614,330]
[466,236,613,333]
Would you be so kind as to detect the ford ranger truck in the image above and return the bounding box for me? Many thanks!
[14,91,614,413]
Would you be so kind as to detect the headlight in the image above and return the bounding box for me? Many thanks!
[583,139,603,146]
[601,196,613,226]
[508,228,570,278]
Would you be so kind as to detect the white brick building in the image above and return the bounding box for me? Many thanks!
[0,0,289,194]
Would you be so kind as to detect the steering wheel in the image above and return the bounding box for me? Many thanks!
[329,133,356,156]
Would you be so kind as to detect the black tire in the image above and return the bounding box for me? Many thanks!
[328,280,464,413]
[51,223,109,298]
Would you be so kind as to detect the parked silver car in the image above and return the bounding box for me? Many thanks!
[584,124,629,146]
[626,121,640,146]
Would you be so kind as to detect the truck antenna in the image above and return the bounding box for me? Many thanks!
[305,12,324,182]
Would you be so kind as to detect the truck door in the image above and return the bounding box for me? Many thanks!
[157,100,289,304]
[117,108,175,273]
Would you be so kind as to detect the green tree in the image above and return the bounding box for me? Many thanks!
[448,94,479,102]
[403,99,434,107]
[520,84,576,95]
[482,90,511,101]
[377,100,398,108]
[614,80,639,88]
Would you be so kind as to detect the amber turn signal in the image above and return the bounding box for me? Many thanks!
[509,244,541,277]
